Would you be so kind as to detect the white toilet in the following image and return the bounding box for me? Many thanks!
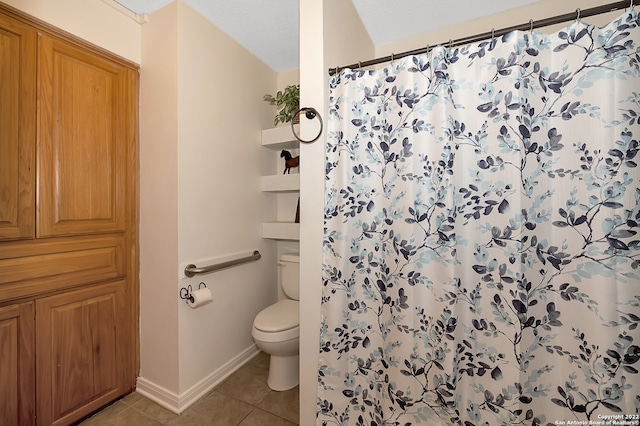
[252,253,300,391]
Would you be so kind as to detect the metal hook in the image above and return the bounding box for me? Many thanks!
[358,61,362,70]
[426,44,430,54]
[391,53,394,65]
[631,0,635,10]
[448,39,453,49]
[576,8,581,22]
[529,19,534,33]
[491,28,495,42]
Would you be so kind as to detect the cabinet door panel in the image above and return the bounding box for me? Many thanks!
[0,235,125,301]
[0,303,35,426]
[36,281,126,426]
[37,34,133,237]
[0,14,36,240]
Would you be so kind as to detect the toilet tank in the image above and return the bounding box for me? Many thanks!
[279,253,300,300]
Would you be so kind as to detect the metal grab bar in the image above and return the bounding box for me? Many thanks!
[184,250,261,277]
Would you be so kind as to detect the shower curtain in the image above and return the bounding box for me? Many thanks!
[319,10,640,426]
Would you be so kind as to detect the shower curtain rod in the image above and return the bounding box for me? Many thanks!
[328,0,639,76]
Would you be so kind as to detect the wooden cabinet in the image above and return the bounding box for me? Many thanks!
[0,3,138,425]
[0,12,36,240]
[36,282,127,426]
[37,33,134,238]
[0,303,35,426]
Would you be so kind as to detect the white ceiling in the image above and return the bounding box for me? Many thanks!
[114,0,541,72]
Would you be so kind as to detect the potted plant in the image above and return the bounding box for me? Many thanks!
[263,84,300,126]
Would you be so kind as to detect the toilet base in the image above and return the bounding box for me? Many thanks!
[267,354,299,391]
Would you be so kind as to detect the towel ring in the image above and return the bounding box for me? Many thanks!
[291,107,323,144]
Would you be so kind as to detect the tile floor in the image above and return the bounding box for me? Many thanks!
[77,352,299,426]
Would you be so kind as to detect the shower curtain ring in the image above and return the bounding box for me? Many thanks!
[631,0,635,10]
[391,53,394,65]
[491,28,495,42]
[291,107,324,144]
[529,19,534,33]
[448,39,453,49]
[576,8,581,22]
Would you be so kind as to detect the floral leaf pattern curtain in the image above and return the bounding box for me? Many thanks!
[319,10,640,426]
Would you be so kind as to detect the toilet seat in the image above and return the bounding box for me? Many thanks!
[252,299,299,343]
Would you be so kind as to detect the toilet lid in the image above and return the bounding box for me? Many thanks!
[254,299,299,333]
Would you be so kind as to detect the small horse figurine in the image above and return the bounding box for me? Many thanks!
[280,150,299,174]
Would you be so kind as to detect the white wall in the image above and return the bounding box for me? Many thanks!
[175,0,278,398]
[138,0,281,411]
[298,0,374,422]
[377,0,623,58]
[3,0,141,63]
[138,0,181,400]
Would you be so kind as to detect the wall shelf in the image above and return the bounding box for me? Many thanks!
[261,125,299,150]
[260,125,300,240]
[260,174,299,192]
[261,222,299,241]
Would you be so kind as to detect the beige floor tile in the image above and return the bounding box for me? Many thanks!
[257,387,299,424]
[215,364,271,405]
[77,351,299,426]
[77,401,129,426]
[246,351,270,370]
[184,391,254,425]
[129,397,180,424]
[238,408,297,426]
[120,391,146,406]
[80,406,164,426]
[165,408,218,426]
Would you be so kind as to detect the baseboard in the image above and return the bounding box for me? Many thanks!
[135,378,180,412]
[135,344,260,414]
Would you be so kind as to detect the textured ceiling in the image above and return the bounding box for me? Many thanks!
[115,0,541,72]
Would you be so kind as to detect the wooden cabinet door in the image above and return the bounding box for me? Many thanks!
[36,281,127,426]
[37,34,135,238]
[0,13,36,240]
[0,303,35,426]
